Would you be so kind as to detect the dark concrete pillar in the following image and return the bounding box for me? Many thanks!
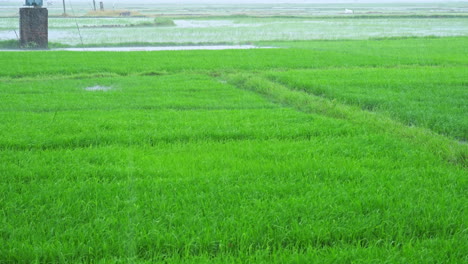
[20,7,48,49]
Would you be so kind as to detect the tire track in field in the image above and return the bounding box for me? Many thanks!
[224,73,467,169]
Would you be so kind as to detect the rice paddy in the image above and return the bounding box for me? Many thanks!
[1,36,467,262]
[0,0,467,262]
[1,1,467,46]
[1,16,468,45]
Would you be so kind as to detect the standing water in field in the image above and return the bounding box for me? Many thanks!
[1,17,466,46]
[56,45,266,52]
[84,86,112,91]
[0,0,467,46]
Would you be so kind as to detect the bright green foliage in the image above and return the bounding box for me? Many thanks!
[0,37,467,263]
[1,37,466,78]
[266,67,467,140]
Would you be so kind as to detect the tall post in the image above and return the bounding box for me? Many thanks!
[62,0,67,16]
[93,0,96,11]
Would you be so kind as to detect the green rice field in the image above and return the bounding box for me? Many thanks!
[0,36,467,262]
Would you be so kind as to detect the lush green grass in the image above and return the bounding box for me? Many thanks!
[1,37,466,78]
[265,66,467,140]
[0,37,467,262]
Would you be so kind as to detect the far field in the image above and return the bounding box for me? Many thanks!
[3,16,468,45]
[0,37,467,262]
[0,1,467,45]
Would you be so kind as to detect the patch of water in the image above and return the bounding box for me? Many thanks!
[0,30,17,39]
[174,20,237,28]
[55,45,270,52]
[0,45,274,52]
[173,20,305,29]
[84,86,112,91]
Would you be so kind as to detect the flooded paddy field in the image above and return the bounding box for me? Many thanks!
[1,1,467,17]
[0,1,467,46]
[1,16,467,45]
